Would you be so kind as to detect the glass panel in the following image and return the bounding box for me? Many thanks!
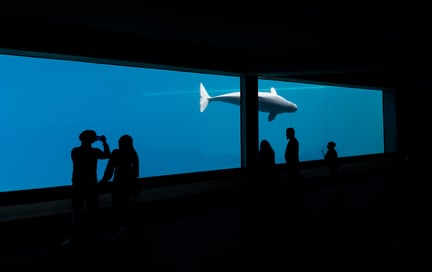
[0,54,240,192]
[258,79,384,164]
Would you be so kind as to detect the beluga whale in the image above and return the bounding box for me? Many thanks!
[199,82,298,121]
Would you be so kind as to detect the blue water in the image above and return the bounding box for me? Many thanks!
[0,54,384,192]
[258,80,384,163]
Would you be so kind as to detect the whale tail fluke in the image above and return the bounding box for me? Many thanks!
[200,82,211,112]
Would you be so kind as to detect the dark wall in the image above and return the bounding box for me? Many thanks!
[395,86,428,167]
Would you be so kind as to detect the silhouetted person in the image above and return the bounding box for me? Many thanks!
[324,141,338,178]
[65,129,110,244]
[100,134,139,237]
[257,139,277,188]
[284,127,300,186]
[324,141,343,207]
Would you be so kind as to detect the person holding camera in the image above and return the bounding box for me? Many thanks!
[65,129,111,244]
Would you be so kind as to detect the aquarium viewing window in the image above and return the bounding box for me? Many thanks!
[257,79,384,164]
[0,53,386,192]
[0,54,241,192]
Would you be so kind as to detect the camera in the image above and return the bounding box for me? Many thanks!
[95,136,102,141]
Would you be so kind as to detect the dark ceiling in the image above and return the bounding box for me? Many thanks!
[1,2,431,89]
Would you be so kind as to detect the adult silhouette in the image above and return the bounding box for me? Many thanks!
[65,129,110,244]
[284,127,300,186]
[257,139,277,188]
[100,134,139,237]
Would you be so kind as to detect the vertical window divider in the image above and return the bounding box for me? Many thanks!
[240,75,259,175]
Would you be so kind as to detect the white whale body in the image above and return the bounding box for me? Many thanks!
[199,82,297,121]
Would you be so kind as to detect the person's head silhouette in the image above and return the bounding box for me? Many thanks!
[286,127,295,139]
[119,134,134,150]
[260,139,272,151]
[327,141,336,150]
[79,129,97,145]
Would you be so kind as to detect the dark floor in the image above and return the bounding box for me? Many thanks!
[0,174,400,271]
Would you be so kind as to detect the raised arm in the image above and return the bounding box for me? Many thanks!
[99,135,111,159]
[100,150,116,183]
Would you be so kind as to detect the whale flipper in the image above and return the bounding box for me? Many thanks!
[268,112,277,121]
